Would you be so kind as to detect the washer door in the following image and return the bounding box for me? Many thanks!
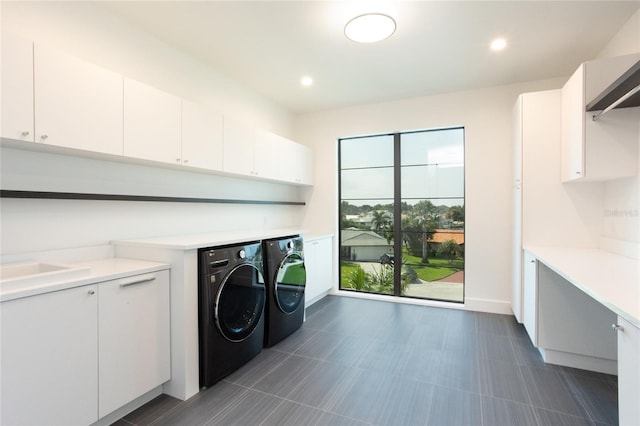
[275,253,306,314]
[215,263,265,342]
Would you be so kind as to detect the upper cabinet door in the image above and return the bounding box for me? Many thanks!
[124,78,181,164]
[278,137,313,185]
[560,65,585,182]
[254,128,280,180]
[34,44,123,155]
[223,116,255,175]
[561,54,640,182]
[1,33,34,142]
[181,100,223,171]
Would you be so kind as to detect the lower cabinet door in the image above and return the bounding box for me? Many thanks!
[617,317,640,426]
[0,285,99,426]
[98,270,171,417]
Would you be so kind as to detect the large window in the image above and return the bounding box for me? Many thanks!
[339,127,465,302]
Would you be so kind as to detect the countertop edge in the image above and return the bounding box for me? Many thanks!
[111,228,307,250]
[1,258,170,302]
[524,245,640,328]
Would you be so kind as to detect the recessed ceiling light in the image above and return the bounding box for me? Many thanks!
[490,38,507,51]
[301,76,313,87]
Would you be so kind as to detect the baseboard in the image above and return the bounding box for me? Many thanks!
[463,297,514,315]
[305,289,331,308]
[539,348,618,375]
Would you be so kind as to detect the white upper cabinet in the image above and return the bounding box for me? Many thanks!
[279,137,314,185]
[1,32,313,187]
[34,44,123,155]
[181,100,223,171]
[1,32,34,142]
[254,128,281,180]
[561,54,640,182]
[223,115,255,176]
[124,78,182,164]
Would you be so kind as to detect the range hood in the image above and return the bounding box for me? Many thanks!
[587,59,640,120]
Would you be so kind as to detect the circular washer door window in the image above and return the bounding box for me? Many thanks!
[215,263,265,342]
[275,253,306,314]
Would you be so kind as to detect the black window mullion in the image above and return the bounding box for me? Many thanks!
[393,133,402,297]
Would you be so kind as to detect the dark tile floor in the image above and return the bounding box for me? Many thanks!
[114,295,618,426]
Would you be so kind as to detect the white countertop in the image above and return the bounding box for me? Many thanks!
[525,246,640,328]
[112,228,305,250]
[0,257,170,302]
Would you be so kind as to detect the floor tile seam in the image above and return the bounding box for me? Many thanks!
[292,333,350,359]
[226,351,294,388]
[256,397,290,426]
[532,405,599,423]
[205,385,284,425]
[146,398,194,426]
[563,379,607,424]
[148,385,252,426]
[518,364,593,419]
[514,362,534,406]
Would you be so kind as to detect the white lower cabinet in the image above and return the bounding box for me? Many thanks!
[1,285,99,426]
[98,270,171,418]
[522,250,538,346]
[617,317,640,426]
[304,236,333,305]
[0,269,170,425]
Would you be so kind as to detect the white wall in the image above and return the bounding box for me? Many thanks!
[295,77,566,314]
[596,9,640,244]
[0,2,304,256]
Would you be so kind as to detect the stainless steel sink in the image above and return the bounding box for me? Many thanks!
[0,262,91,290]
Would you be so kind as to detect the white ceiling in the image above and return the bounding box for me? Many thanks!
[101,1,639,114]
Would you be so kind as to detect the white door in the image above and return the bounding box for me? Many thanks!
[1,32,34,142]
[0,286,99,426]
[223,116,255,175]
[34,44,123,155]
[124,78,181,164]
[181,100,223,170]
[98,271,171,418]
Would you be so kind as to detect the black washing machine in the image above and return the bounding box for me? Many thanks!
[262,235,306,347]
[198,241,265,388]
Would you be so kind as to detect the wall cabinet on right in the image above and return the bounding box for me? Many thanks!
[561,54,640,182]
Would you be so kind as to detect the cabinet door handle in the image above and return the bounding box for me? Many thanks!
[119,275,156,288]
[612,324,624,332]
[21,130,30,136]
[88,289,95,295]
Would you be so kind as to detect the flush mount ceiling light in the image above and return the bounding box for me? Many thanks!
[344,1,397,43]
[301,76,313,87]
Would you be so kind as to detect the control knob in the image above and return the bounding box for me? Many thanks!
[238,249,246,259]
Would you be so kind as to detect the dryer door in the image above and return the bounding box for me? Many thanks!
[215,263,265,342]
[275,253,306,314]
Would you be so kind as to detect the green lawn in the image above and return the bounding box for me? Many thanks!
[340,253,463,285]
[403,253,463,282]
